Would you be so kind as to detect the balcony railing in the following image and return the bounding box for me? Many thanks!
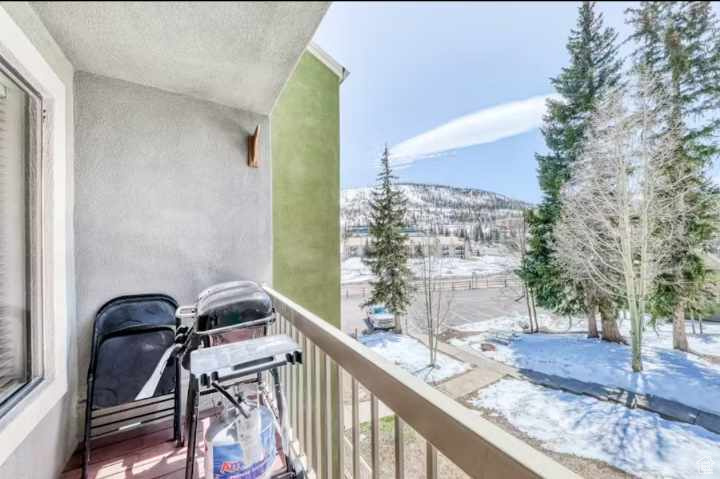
[264,286,580,479]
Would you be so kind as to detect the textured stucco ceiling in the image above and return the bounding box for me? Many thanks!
[31,1,329,114]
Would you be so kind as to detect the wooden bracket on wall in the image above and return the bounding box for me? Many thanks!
[247,125,260,168]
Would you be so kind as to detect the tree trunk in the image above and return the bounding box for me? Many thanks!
[584,293,599,339]
[599,300,625,344]
[630,309,643,372]
[690,311,696,334]
[672,302,689,351]
[523,285,535,333]
[587,303,599,338]
[529,289,539,333]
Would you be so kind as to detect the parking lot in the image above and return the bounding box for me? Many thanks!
[341,278,530,335]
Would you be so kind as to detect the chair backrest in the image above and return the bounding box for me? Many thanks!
[94,294,178,341]
[90,294,179,409]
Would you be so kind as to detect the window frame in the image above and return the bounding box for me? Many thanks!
[0,57,46,419]
[0,7,69,465]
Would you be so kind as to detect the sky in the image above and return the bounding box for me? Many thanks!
[311,1,718,204]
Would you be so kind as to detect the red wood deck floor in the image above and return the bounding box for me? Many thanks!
[61,417,285,479]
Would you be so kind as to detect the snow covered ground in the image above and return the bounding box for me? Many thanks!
[625,320,720,357]
[452,330,720,415]
[341,254,518,284]
[341,257,375,284]
[358,332,469,384]
[452,313,720,357]
[452,311,584,334]
[472,379,720,479]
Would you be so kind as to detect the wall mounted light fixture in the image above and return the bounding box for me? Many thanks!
[247,125,260,168]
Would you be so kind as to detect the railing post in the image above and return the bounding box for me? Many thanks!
[426,442,438,479]
[371,395,380,479]
[304,338,313,470]
[317,350,327,478]
[331,363,344,479]
[293,324,302,444]
[394,415,405,479]
[311,344,320,475]
[351,378,360,479]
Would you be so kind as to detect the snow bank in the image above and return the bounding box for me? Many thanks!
[358,332,469,384]
[472,379,720,479]
[456,333,720,415]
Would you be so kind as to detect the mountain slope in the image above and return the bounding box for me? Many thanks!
[341,183,531,237]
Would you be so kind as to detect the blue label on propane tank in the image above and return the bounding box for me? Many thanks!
[213,444,275,479]
[211,408,277,479]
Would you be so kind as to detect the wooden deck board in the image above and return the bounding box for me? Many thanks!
[62,416,287,479]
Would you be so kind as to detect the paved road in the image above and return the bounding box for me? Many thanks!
[341,280,529,334]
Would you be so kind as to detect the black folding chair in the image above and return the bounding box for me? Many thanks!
[82,294,181,479]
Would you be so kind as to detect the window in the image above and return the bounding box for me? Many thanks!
[0,63,41,414]
[0,10,68,460]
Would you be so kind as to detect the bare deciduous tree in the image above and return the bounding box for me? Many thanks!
[412,238,455,368]
[510,210,540,333]
[553,72,692,372]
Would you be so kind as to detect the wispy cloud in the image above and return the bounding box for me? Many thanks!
[390,93,559,168]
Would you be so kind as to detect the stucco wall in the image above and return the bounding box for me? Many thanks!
[0,3,76,478]
[74,72,272,401]
[272,51,341,327]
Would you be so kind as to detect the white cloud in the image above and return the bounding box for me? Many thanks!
[390,93,559,168]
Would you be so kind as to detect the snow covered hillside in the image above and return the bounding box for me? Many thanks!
[341,183,531,237]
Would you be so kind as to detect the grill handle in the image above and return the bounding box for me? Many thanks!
[175,305,197,322]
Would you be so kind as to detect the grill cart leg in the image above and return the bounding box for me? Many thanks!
[184,375,200,479]
[174,356,182,445]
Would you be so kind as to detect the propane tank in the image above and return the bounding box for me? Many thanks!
[205,403,277,479]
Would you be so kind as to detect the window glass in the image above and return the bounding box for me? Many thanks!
[0,67,32,407]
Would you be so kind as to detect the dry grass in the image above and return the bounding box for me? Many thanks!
[343,415,471,479]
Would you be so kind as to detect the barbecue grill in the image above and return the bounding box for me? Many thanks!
[175,281,303,479]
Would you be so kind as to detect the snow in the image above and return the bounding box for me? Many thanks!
[623,320,720,357]
[341,254,518,284]
[341,183,529,231]
[341,257,375,284]
[452,311,583,334]
[425,255,518,278]
[453,331,720,415]
[358,332,469,384]
[451,313,720,357]
[471,379,720,479]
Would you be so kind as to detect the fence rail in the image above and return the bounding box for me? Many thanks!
[264,286,579,479]
[343,275,522,298]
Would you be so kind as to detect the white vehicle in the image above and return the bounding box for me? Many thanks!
[367,304,396,331]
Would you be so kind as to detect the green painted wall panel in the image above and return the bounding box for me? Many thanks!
[271,51,341,327]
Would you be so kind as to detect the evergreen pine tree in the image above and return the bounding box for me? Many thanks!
[363,146,413,317]
[627,1,720,351]
[521,1,624,339]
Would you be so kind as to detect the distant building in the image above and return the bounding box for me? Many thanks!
[341,230,469,259]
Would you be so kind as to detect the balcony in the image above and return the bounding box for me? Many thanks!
[62,287,577,479]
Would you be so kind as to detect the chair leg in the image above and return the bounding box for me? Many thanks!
[82,376,95,479]
[185,376,200,479]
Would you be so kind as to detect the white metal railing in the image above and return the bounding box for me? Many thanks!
[265,286,580,479]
